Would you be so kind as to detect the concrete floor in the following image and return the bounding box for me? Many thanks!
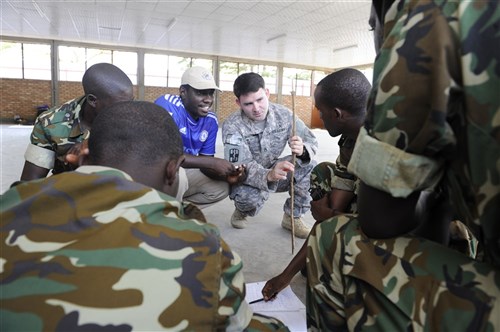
[0,124,338,305]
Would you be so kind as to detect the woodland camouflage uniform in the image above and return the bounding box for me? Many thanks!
[0,166,288,331]
[25,96,89,175]
[307,1,500,331]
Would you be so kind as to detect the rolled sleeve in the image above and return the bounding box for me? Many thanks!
[348,128,444,198]
[24,143,55,169]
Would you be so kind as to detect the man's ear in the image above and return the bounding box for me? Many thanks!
[86,94,97,108]
[333,107,342,119]
[235,97,241,108]
[164,155,185,186]
[179,86,187,98]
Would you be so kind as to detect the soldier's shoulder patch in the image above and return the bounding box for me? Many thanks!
[228,148,239,162]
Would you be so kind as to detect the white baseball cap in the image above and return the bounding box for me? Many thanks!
[181,66,220,90]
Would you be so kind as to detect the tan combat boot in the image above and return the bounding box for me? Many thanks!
[281,213,310,238]
[231,209,248,229]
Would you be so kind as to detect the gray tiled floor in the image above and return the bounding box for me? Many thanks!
[1,124,339,305]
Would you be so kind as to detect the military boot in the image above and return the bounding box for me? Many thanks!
[231,209,248,229]
[281,213,310,239]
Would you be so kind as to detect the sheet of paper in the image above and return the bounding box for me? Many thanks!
[246,281,307,332]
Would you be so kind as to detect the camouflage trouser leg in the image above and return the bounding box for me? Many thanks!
[229,184,269,217]
[309,162,336,197]
[306,214,500,331]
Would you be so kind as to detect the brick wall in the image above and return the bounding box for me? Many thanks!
[1,78,323,129]
[217,91,319,128]
[1,78,52,122]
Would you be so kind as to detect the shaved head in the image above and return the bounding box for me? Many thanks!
[88,101,183,167]
[82,63,133,100]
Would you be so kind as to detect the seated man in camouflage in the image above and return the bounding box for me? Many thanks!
[306,1,499,330]
[20,62,134,181]
[1,101,288,331]
[262,68,371,300]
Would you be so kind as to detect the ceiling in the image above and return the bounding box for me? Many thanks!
[1,0,375,69]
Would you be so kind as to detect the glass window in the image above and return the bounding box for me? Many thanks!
[145,53,168,87]
[283,67,312,96]
[258,65,277,94]
[113,51,137,84]
[192,58,213,72]
[168,56,190,87]
[360,67,373,84]
[86,48,111,68]
[59,46,86,82]
[313,70,329,85]
[219,61,238,91]
[0,41,23,78]
[22,43,51,80]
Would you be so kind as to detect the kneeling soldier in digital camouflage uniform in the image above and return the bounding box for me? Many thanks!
[222,72,318,238]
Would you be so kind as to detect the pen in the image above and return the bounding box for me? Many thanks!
[249,298,265,304]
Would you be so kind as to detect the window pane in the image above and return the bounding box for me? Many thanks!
[192,58,213,72]
[23,43,51,80]
[257,65,277,94]
[0,41,22,78]
[145,53,168,87]
[87,48,112,68]
[238,63,253,74]
[59,46,86,82]
[219,62,238,91]
[283,67,312,96]
[359,67,373,84]
[168,56,190,87]
[113,51,137,84]
[313,70,329,85]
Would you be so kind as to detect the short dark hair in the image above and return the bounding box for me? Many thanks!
[233,72,265,98]
[88,101,183,166]
[316,68,371,117]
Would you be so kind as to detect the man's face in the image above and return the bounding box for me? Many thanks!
[236,88,270,121]
[314,86,341,137]
[180,86,215,119]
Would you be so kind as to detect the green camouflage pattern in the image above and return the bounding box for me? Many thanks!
[309,135,358,210]
[306,214,500,331]
[309,0,500,330]
[349,0,500,265]
[0,166,288,331]
[28,96,89,174]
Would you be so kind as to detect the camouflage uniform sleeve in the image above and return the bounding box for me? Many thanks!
[349,1,500,198]
[295,117,318,166]
[222,114,273,192]
[332,137,357,193]
[24,109,58,169]
[218,237,288,331]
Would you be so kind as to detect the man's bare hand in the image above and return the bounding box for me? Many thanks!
[64,141,89,168]
[226,164,247,185]
[267,161,294,182]
[288,135,304,156]
[310,195,332,222]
